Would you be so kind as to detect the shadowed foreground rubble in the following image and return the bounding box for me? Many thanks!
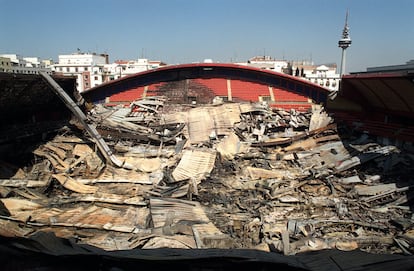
[0,96,414,270]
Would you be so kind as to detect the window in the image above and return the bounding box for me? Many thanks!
[66,67,70,72]
[85,67,88,71]
[94,76,98,80]
[75,67,78,72]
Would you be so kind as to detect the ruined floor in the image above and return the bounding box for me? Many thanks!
[0,98,413,257]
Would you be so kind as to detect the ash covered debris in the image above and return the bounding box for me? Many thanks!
[0,94,413,258]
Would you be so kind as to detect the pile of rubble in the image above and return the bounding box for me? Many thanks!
[0,96,413,256]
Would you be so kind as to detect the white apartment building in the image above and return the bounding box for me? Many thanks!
[0,54,52,74]
[52,52,166,92]
[101,59,166,82]
[0,57,12,72]
[240,57,340,91]
[52,52,109,92]
[293,63,340,91]
[238,56,289,73]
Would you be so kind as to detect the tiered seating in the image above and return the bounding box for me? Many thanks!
[230,80,269,102]
[193,78,228,96]
[109,86,145,103]
[194,78,312,111]
[109,82,166,103]
[145,82,165,97]
[107,78,312,112]
[332,111,414,142]
[272,87,311,111]
[273,88,308,102]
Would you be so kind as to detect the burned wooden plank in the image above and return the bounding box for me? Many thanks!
[149,198,210,228]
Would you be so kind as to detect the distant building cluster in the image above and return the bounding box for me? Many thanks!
[0,54,53,75]
[52,53,167,92]
[0,52,166,92]
[238,56,340,91]
[1,52,340,92]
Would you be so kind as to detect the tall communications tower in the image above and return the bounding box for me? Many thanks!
[338,10,352,77]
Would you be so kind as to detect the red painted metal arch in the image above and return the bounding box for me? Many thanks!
[81,63,330,106]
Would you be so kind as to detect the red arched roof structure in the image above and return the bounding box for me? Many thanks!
[81,63,329,111]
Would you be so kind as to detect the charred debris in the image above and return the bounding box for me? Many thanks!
[0,73,413,262]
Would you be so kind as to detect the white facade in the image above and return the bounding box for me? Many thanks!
[239,57,340,91]
[0,57,12,72]
[52,53,165,93]
[52,53,109,92]
[113,58,165,77]
[0,54,52,74]
[101,59,166,85]
[58,53,107,66]
[299,64,340,91]
[238,56,288,73]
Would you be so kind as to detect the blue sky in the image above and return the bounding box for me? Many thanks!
[1,0,413,72]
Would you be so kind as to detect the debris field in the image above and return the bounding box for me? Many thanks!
[0,96,413,256]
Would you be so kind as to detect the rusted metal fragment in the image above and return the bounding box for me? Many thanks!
[1,198,43,214]
[149,198,210,228]
[23,205,148,233]
[284,134,340,152]
[244,166,305,180]
[33,148,69,171]
[72,144,105,177]
[0,219,34,237]
[53,173,98,194]
[142,235,196,249]
[43,142,67,160]
[0,198,44,222]
[192,222,233,248]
